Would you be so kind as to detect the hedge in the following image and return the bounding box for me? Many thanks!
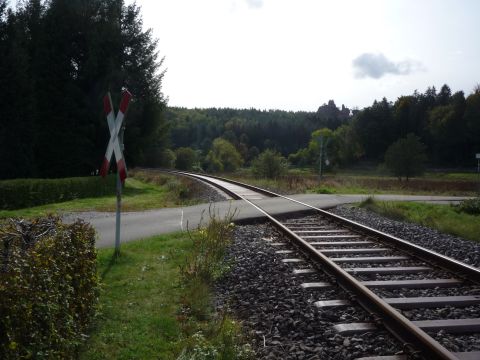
[0,217,98,359]
[0,175,116,210]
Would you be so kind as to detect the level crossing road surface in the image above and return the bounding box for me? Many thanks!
[62,194,471,248]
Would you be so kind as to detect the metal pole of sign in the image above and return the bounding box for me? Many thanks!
[114,125,125,256]
[115,171,122,255]
[99,90,132,256]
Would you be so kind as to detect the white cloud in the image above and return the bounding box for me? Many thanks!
[353,53,425,79]
[244,0,263,9]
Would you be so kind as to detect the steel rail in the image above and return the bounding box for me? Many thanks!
[163,170,480,360]
[170,169,480,282]
[171,170,243,200]
[154,168,277,198]
[228,194,460,359]
[160,168,480,281]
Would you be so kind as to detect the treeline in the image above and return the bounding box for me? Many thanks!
[352,85,480,166]
[1,1,478,180]
[0,0,167,180]
[166,100,351,163]
[166,84,480,170]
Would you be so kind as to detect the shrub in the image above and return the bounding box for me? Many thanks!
[0,175,116,210]
[359,196,376,207]
[314,186,334,194]
[204,138,243,173]
[160,149,177,168]
[204,150,224,173]
[251,149,289,179]
[175,147,197,170]
[455,197,480,215]
[0,217,98,359]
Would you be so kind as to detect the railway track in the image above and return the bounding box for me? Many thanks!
[169,170,480,360]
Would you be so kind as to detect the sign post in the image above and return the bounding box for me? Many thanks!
[100,90,132,255]
[476,153,480,195]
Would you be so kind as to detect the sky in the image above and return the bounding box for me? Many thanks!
[10,0,477,111]
[130,0,479,111]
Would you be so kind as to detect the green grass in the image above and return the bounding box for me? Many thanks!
[81,221,252,359]
[359,198,480,242]
[80,232,188,359]
[0,177,200,219]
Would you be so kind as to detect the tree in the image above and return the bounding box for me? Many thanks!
[427,91,467,165]
[159,149,176,168]
[353,98,394,160]
[204,151,223,173]
[175,147,197,170]
[204,138,243,173]
[246,146,260,164]
[0,0,167,179]
[384,134,427,181]
[332,124,364,166]
[252,150,289,179]
[0,4,37,178]
[288,148,309,167]
[308,128,334,173]
[464,86,480,154]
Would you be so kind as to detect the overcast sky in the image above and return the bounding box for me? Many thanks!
[99,1,480,110]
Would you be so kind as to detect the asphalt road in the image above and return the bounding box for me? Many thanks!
[63,194,471,248]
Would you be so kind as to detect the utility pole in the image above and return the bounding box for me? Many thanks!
[318,136,324,181]
[318,136,330,181]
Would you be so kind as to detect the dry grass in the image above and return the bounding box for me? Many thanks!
[229,171,477,196]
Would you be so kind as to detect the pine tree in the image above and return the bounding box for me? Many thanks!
[0,0,167,179]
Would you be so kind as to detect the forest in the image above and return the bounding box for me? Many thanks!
[166,84,480,172]
[0,1,479,180]
[0,0,167,179]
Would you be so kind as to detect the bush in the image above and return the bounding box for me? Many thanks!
[0,217,98,359]
[0,175,116,210]
[159,149,177,168]
[175,147,197,170]
[455,198,480,215]
[204,151,224,173]
[204,138,243,173]
[251,150,289,179]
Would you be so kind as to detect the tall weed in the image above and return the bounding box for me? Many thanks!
[177,205,253,359]
[180,205,237,284]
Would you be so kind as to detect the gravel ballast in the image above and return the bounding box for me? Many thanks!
[215,204,480,359]
[330,205,480,267]
[216,223,403,359]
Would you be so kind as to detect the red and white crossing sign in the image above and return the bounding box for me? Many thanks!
[100,90,132,182]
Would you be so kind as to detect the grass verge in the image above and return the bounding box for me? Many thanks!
[80,207,252,359]
[228,169,478,196]
[0,173,206,219]
[359,197,480,242]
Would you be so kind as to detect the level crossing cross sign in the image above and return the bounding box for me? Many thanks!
[99,90,132,182]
